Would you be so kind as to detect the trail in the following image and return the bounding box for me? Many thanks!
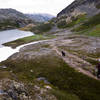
[51,43,98,80]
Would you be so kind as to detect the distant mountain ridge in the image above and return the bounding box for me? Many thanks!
[0,8,33,30]
[26,13,54,22]
[0,8,55,30]
[0,8,27,20]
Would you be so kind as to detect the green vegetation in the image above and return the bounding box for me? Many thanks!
[57,14,86,29]
[3,34,55,48]
[57,20,68,28]
[73,24,100,37]
[87,24,100,37]
[0,70,11,79]
[31,22,54,34]
[80,13,100,29]
[73,13,100,37]
[96,3,100,9]
[84,58,99,65]
[66,14,86,27]
[19,24,36,31]
[2,50,100,100]
[51,89,80,100]
[85,13,100,26]
[72,25,88,32]
[0,19,20,30]
[74,14,87,24]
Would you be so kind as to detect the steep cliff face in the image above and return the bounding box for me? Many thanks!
[57,0,100,18]
[56,0,100,29]
[0,9,33,30]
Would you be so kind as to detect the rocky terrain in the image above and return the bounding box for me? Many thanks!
[57,0,100,17]
[1,0,100,100]
[0,78,57,100]
[1,31,100,100]
[56,0,100,30]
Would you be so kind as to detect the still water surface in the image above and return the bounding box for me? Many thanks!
[0,29,34,47]
[0,29,34,62]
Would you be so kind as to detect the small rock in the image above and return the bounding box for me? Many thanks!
[44,85,52,90]
[30,70,33,72]
[37,77,50,84]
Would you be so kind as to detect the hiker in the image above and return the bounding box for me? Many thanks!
[96,59,100,78]
[61,51,65,57]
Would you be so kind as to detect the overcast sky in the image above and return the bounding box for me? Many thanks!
[0,0,74,16]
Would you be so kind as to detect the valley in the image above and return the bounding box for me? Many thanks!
[0,0,100,100]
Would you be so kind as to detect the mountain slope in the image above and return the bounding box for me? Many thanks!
[56,0,100,37]
[57,0,100,17]
[0,9,33,30]
[56,0,100,25]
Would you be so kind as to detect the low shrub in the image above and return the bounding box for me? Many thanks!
[57,14,86,29]
[57,20,68,28]
[31,22,54,34]
[0,19,20,29]
[72,13,100,33]
[96,3,100,9]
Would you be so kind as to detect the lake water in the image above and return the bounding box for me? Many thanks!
[0,29,34,62]
[0,29,34,47]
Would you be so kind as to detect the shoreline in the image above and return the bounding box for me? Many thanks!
[0,29,34,47]
[0,39,49,62]
[3,34,56,48]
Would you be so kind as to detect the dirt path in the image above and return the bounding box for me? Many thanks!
[51,43,98,80]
